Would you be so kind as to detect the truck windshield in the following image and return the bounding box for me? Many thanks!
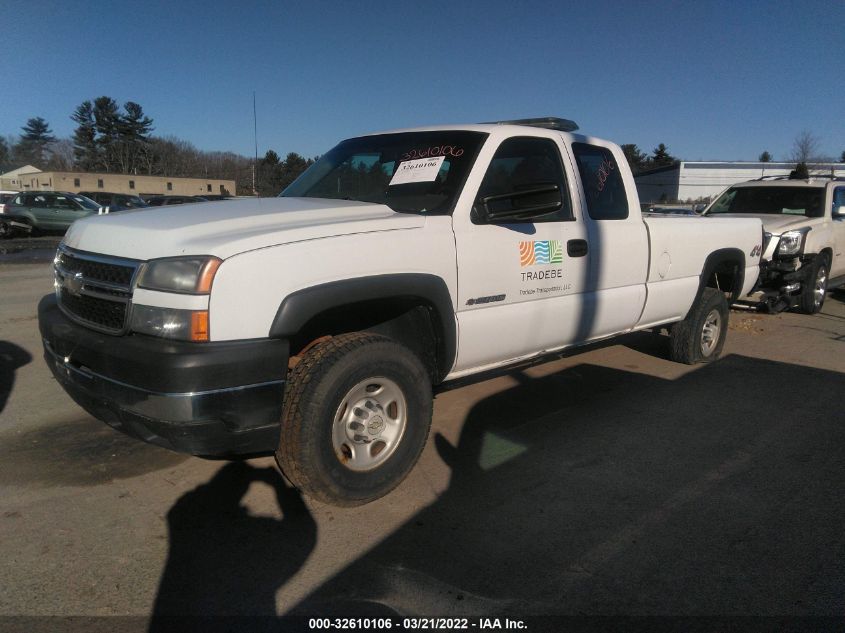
[281,131,487,214]
[707,186,824,218]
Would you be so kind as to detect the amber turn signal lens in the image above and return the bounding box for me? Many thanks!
[196,259,222,293]
[191,310,209,342]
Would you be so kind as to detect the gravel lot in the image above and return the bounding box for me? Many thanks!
[1,242,843,628]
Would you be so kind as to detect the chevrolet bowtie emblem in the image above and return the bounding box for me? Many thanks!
[63,272,84,297]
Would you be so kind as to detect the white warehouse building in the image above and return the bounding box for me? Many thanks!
[634,162,845,204]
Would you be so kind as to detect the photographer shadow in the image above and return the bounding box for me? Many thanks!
[0,340,32,416]
[150,461,317,629]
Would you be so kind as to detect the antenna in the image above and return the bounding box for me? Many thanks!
[253,91,258,197]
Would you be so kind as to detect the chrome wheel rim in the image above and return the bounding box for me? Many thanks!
[814,265,827,309]
[700,309,721,357]
[332,377,407,472]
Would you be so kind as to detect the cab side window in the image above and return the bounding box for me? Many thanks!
[474,137,572,223]
[572,142,629,220]
[833,187,845,216]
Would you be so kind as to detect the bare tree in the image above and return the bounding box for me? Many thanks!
[46,139,76,171]
[790,130,821,163]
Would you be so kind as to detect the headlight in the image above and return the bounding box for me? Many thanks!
[137,256,221,294]
[131,305,209,342]
[776,230,808,257]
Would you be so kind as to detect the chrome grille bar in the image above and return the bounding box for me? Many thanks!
[54,245,142,334]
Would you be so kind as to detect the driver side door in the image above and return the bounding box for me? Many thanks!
[451,135,590,374]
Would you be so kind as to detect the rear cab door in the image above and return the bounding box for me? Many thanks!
[568,139,649,337]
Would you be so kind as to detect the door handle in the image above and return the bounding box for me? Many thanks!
[567,239,588,257]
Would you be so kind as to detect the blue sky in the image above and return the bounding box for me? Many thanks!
[3,0,843,162]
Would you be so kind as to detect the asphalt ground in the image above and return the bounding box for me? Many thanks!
[0,240,843,631]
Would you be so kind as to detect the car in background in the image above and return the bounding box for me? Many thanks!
[145,195,208,206]
[2,191,104,233]
[703,176,845,313]
[79,191,149,212]
[0,190,19,205]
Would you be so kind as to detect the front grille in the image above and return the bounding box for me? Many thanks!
[56,250,135,287]
[55,246,141,334]
[60,288,128,330]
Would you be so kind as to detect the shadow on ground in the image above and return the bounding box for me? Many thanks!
[0,340,32,415]
[288,354,845,616]
[149,462,316,630]
[0,416,187,486]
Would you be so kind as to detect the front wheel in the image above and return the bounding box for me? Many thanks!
[669,287,729,364]
[798,257,828,314]
[276,333,432,507]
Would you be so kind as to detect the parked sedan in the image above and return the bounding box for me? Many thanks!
[145,195,208,206]
[3,191,103,232]
[79,191,149,212]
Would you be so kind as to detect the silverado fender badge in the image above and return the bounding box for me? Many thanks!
[466,294,506,306]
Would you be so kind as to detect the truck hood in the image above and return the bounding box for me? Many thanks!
[62,197,425,260]
[707,213,821,235]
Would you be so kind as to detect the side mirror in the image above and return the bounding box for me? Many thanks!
[478,184,562,223]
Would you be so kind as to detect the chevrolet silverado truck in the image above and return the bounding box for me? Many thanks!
[703,176,845,313]
[38,118,762,506]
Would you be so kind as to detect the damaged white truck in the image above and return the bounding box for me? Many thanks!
[38,118,762,506]
[703,176,845,313]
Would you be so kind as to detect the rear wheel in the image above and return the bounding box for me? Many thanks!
[669,288,729,364]
[0,220,10,239]
[798,256,828,314]
[276,332,432,507]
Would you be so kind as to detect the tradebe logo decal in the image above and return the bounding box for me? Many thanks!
[519,240,563,267]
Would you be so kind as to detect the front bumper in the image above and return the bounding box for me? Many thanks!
[744,257,814,313]
[38,294,288,456]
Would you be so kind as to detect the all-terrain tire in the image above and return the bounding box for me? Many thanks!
[276,332,432,507]
[798,256,829,315]
[669,287,729,364]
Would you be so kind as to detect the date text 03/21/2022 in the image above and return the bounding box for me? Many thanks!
[308,617,528,630]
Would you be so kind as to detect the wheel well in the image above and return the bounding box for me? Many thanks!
[289,299,443,383]
[818,248,833,266]
[698,248,745,306]
[706,258,743,301]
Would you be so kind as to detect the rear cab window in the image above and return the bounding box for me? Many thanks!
[571,142,629,220]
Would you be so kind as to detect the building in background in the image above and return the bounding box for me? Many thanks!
[0,167,235,198]
[0,165,42,191]
[634,162,845,204]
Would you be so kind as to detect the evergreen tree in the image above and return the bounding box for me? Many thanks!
[759,151,771,162]
[651,143,675,167]
[118,102,154,173]
[17,117,56,166]
[0,137,9,170]
[71,101,99,171]
[789,162,809,179]
[621,144,648,174]
[840,150,845,163]
[93,96,121,172]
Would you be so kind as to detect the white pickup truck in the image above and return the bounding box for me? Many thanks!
[38,118,762,506]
